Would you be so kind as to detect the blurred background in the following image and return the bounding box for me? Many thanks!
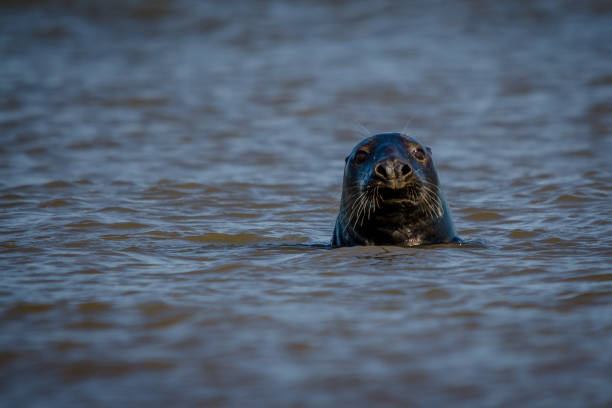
[1,0,611,406]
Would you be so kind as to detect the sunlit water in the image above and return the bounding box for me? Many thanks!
[1,1,612,406]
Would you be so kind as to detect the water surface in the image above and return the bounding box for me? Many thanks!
[1,1,612,406]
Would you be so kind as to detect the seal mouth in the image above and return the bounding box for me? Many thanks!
[376,180,443,218]
[379,187,409,201]
[377,185,422,204]
[374,183,443,219]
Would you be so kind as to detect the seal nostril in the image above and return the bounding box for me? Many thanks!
[375,164,387,180]
[401,164,412,176]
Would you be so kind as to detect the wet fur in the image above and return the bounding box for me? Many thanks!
[331,133,459,247]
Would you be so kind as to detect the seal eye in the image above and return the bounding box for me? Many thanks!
[413,148,427,161]
[354,150,369,164]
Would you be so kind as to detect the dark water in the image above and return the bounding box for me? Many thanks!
[2,1,612,406]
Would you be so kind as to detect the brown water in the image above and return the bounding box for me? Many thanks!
[2,1,612,406]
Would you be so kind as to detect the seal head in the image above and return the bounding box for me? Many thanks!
[331,133,460,247]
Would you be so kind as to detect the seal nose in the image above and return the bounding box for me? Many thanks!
[374,158,412,181]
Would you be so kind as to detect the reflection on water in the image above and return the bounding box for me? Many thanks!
[1,0,612,406]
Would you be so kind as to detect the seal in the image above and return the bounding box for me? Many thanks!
[331,132,460,247]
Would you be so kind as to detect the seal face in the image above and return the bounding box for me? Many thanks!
[331,133,460,247]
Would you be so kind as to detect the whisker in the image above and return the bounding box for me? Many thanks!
[400,119,412,137]
[357,123,371,137]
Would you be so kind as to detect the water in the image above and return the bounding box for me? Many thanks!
[1,1,612,406]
